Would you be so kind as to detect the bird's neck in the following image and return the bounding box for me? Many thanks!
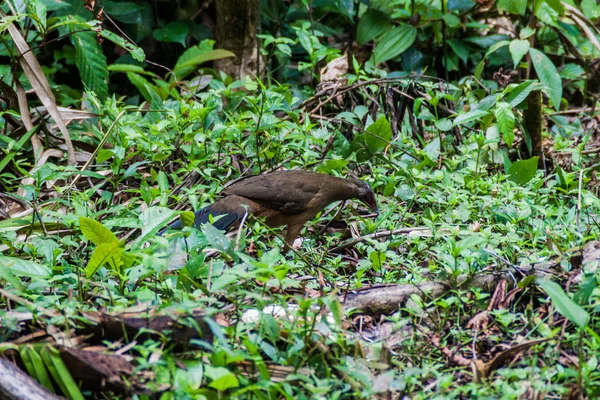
[326,177,361,201]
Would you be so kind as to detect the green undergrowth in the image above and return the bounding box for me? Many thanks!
[1,78,599,399]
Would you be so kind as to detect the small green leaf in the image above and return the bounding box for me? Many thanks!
[505,80,536,107]
[509,39,529,68]
[498,0,527,15]
[79,216,119,246]
[494,102,515,146]
[373,24,417,65]
[453,109,490,126]
[356,9,391,45]
[529,48,562,110]
[180,211,196,227]
[538,279,590,329]
[508,157,539,185]
[365,116,393,153]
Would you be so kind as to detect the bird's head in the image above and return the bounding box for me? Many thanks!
[353,179,379,214]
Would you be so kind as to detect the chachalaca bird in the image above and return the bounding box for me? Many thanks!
[164,170,378,249]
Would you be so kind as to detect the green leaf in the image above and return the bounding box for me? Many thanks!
[453,109,490,126]
[203,224,232,254]
[79,216,119,246]
[173,48,236,80]
[529,48,562,110]
[69,29,108,101]
[180,211,196,228]
[205,366,240,391]
[442,13,461,28]
[373,24,417,65]
[86,242,124,278]
[153,20,189,47]
[40,346,85,400]
[315,159,349,173]
[108,64,157,77]
[356,9,391,45]
[509,39,529,68]
[126,72,161,103]
[534,0,564,26]
[81,20,145,61]
[508,157,539,185]
[20,346,54,392]
[0,256,51,278]
[435,118,453,132]
[494,102,515,146]
[538,279,590,329]
[456,235,487,250]
[365,116,392,153]
[505,80,536,107]
[136,206,179,245]
[497,0,527,15]
[26,0,47,31]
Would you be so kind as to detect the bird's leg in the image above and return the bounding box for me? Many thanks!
[283,224,303,253]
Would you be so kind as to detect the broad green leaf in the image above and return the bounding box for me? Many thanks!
[538,279,590,329]
[509,39,529,68]
[494,102,515,146]
[203,224,232,254]
[173,49,236,80]
[435,118,453,132]
[205,366,240,391]
[79,216,119,246]
[560,63,585,79]
[443,13,461,27]
[153,20,189,47]
[529,48,562,110]
[69,28,108,101]
[581,0,599,19]
[136,206,179,245]
[505,80,536,107]
[356,9,390,45]
[508,157,539,185]
[453,109,490,126]
[0,256,51,278]
[457,235,487,250]
[498,0,527,15]
[373,24,417,65]
[315,159,349,173]
[86,242,124,278]
[365,116,392,153]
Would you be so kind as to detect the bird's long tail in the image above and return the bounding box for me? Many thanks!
[159,205,240,235]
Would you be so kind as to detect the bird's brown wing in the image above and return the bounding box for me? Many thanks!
[223,172,322,214]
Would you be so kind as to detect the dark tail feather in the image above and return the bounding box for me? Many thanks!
[159,205,240,235]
